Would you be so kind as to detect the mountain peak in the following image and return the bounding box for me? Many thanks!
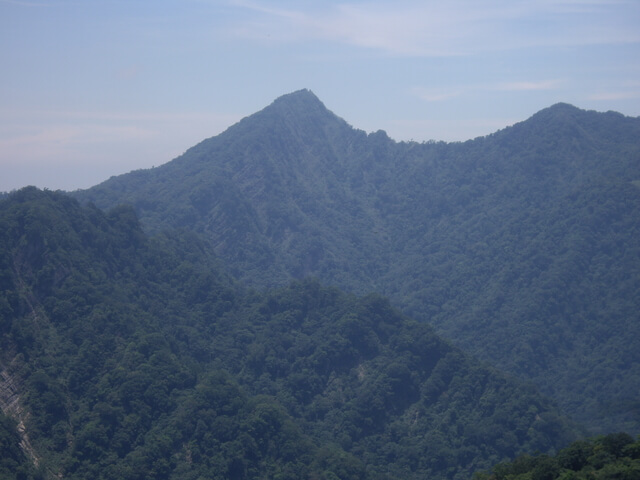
[546,102,580,112]
[273,88,322,105]
[520,102,636,137]
[262,88,332,121]
[223,88,351,143]
[527,102,582,122]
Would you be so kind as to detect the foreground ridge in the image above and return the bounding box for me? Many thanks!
[0,187,580,479]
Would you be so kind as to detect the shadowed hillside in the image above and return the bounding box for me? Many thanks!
[0,188,580,479]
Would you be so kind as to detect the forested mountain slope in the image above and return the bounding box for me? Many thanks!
[73,90,640,434]
[0,188,579,479]
[476,432,640,480]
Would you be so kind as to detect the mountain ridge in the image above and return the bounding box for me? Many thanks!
[72,92,640,434]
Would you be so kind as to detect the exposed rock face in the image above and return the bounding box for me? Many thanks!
[0,360,39,468]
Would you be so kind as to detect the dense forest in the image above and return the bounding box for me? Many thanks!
[73,90,640,434]
[475,432,640,480]
[0,188,581,479]
[2,91,638,478]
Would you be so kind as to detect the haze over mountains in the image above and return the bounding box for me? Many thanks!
[75,89,640,435]
[1,90,639,479]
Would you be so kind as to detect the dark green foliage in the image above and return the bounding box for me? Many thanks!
[477,433,640,480]
[0,413,41,479]
[0,188,579,479]
[72,91,640,433]
[213,283,578,478]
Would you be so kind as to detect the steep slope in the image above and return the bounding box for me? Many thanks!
[0,188,580,479]
[73,91,640,433]
[77,89,391,289]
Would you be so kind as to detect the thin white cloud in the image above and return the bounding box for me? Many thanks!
[227,0,640,56]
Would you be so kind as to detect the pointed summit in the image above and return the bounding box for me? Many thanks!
[271,88,324,108]
[246,88,345,132]
[266,89,330,119]
[213,88,354,156]
[543,102,581,113]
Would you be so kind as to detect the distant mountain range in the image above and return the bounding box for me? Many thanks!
[74,90,640,435]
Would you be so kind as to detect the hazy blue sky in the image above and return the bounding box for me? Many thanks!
[2,0,639,192]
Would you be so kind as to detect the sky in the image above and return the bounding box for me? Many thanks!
[1,0,639,192]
